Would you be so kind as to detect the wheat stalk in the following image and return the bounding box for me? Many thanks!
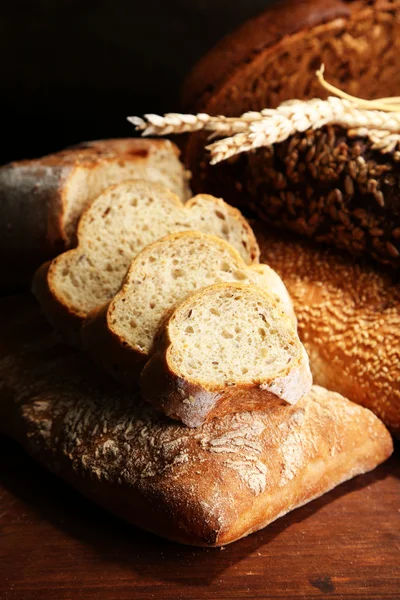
[128,68,400,164]
[206,97,400,163]
[128,112,259,137]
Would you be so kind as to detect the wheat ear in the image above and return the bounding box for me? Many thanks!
[128,68,400,164]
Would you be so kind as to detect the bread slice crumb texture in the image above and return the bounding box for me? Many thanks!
[48,180,259,318]
[166,283,306,389]
[108,231,293,358]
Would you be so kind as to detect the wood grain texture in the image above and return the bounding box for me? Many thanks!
[0,435,399,600]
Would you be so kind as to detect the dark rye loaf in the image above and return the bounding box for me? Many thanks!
[0,296,392,546]
[182,0,400,267]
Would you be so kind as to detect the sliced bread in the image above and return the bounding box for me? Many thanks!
[140,282,312,427]
[1,138,191,287]
[81,231,294,385]
[32,180,260,345]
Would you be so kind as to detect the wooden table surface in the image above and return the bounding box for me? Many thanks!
[0,433,399,600]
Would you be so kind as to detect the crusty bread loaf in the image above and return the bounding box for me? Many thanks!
[0,296,392,546]
[255,224,400,435]
[32,180,260,346]
[141,283,311,427]
[0,138,190,288]
[182,0,400,267]
[82,231,294,386]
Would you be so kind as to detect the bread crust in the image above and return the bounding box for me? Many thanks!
[0,138,188,288]
[0,296,393,546]
[256,224,400,435]
[141,283,312,427]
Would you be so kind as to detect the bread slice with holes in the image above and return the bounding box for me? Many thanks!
[81,231,294,385]
[1,138,191,289]
[140,282,312,427]
[32,180,260,345]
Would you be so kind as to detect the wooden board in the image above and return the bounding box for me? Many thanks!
[0,297,399,599]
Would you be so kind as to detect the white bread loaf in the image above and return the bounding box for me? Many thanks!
[141,283,311,427]
[82,231,294,385]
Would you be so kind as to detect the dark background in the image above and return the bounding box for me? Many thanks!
[1,0,276,165]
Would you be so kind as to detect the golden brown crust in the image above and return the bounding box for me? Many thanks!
[0,297,392,546]
[256,224,400,435]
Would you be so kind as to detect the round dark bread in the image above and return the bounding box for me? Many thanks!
[181,0,400,267]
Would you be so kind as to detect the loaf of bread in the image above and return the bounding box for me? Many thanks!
[32,180,259,346]
[0,296,392,546]
[141,283,311,427]
[255,224,400,435]
[82,231,294,386]
[0,138,190,288]
[181,0,400,267]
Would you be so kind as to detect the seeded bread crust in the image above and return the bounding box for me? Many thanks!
[181,0,400,267]
[247,126,400,267]
[81,231,293,386]
[256,225,400,435]
[0,296,392,546]
[0,138,190,288]
[33,182,260,346]
[141,283,312,427]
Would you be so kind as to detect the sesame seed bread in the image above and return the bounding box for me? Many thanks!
[81,231,294,386]
[181,0,400,267]
[32,180,260,346]
[0,138,191,288]
[256,225,400,435]
[0,296,392,546]
[141,283,312,427]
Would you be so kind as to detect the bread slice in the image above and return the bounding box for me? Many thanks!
[82,231,294,385]
[141,282,312,427]
[0,295,393,547]
[32,180,260,345]
[0,138,191,288]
